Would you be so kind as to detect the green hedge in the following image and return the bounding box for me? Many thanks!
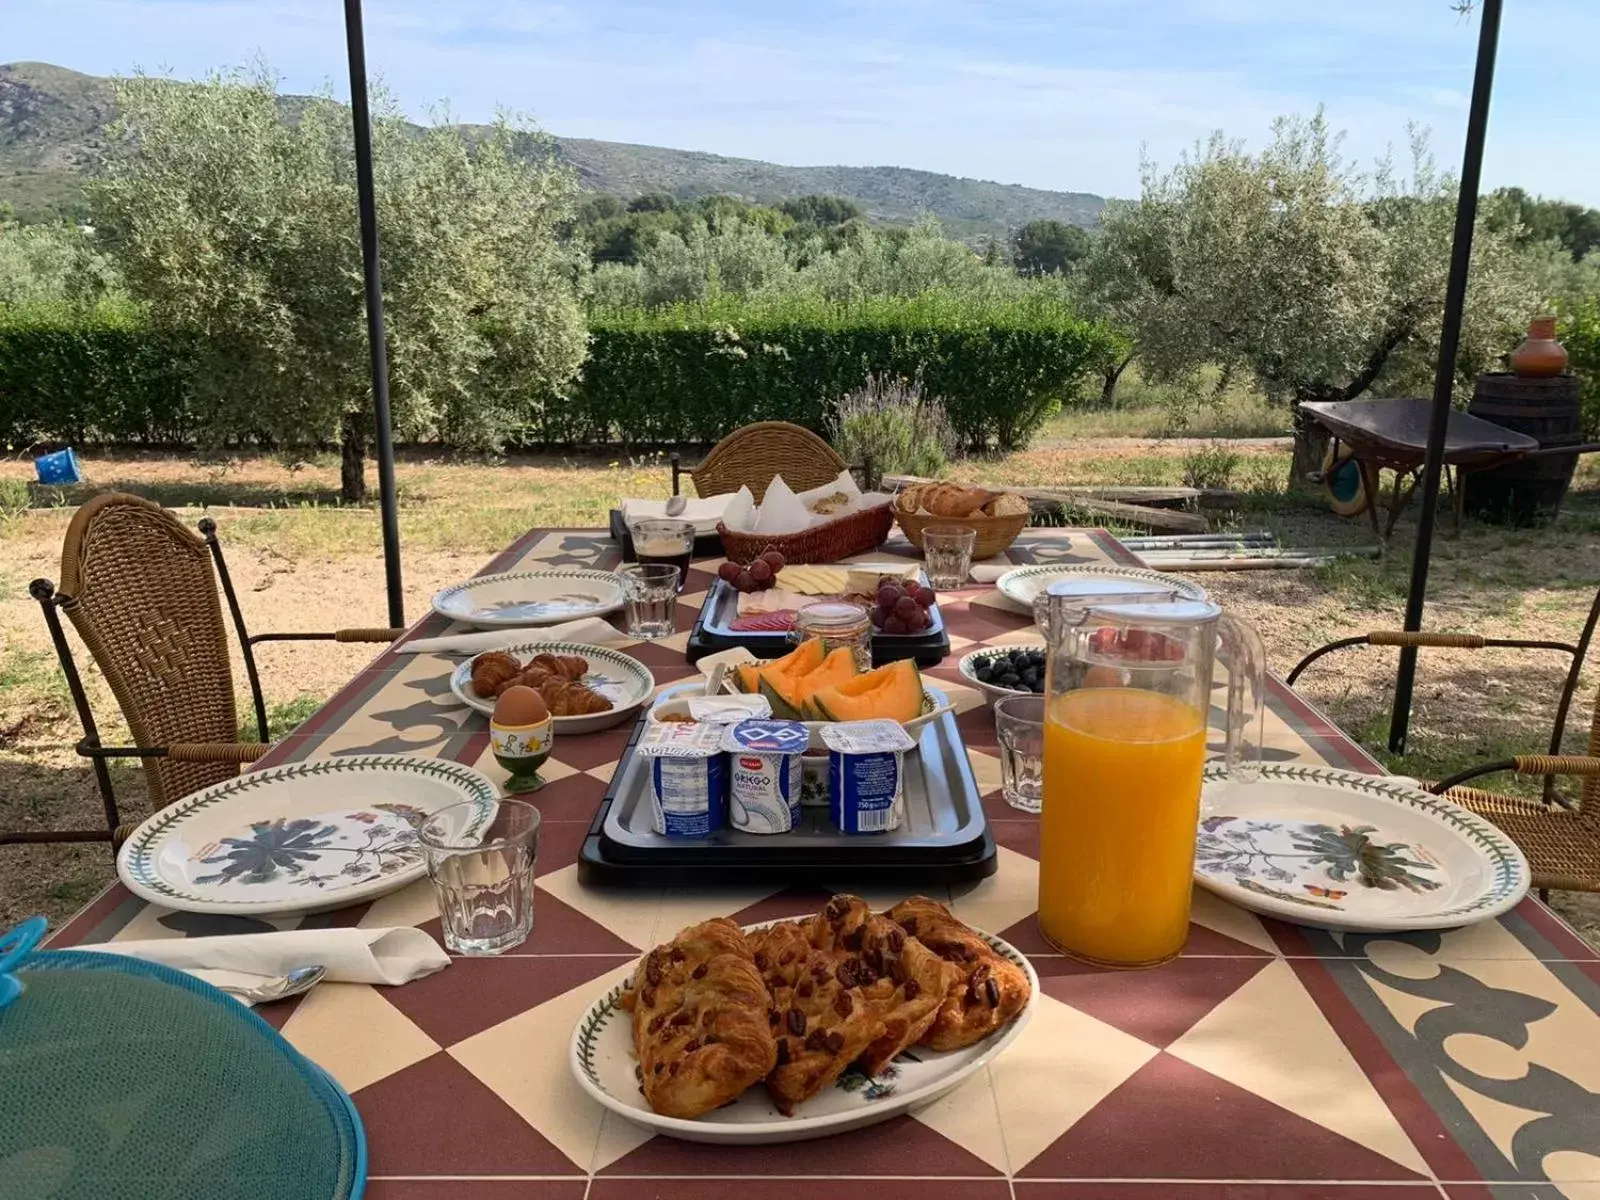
[0,303,197,446]
[1561,302,1600,439]
[0,293,1118,451]
[570,294,1117,450]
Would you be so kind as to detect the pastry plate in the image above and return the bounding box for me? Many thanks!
[993,563,1206,613]
[957,641,1047,700]
[449,641,655,734]
[1196,764,1530,932]
[431,568,625,629]
[117,755,500,916]
[569,919,1036,1144]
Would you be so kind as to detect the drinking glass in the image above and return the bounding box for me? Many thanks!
[619,563,679,640]
[994,694,1044,813]
[630,518,695,592]
[420,799,540,956]
[921,525,977,590]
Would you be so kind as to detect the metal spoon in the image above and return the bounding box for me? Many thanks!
[219,964,327,1004]
[665,495,687,517]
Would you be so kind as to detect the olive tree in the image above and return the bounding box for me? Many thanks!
[1087,114,1536,479]
[92,66,588,501]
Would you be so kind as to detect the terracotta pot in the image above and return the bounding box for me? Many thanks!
[1509,316,1568,378]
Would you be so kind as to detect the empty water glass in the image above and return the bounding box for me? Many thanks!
[994,694,1044,813]
[922,525,977,590]
[619,562,679,640]
[420,799,540,956]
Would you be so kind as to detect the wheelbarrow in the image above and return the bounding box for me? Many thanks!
[1300,398,1541,539]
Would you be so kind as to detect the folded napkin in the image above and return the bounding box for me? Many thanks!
[400,616,630,655]
[76,926,450,1006]
[969,560,1012,584]
[621,496,731,536]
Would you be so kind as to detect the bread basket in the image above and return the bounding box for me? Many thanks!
[893,482,1029,560]
[718,502,894,565]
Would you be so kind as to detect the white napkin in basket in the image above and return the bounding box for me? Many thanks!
[76,926,450,1006]
[621,496,731,536]
[399,616,630,655]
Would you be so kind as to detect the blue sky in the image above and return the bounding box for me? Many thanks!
[7,0,1600,205]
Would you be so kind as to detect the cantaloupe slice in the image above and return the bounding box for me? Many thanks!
[812,658,923,724]
[755,639,829,718]
[733,662,763,694]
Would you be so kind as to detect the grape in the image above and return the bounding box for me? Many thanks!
[749,560,773,585]
[717,561,741,583]
[870,607,886,628]
[914,586,936,608]
[761,550,786,570]
[883,615,909,636]
[736,571,756,593]
[894,595,918,620]
[877,584,902,608]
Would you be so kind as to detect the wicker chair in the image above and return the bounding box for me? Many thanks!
[1287,587,1600,894]
[670,421,871,502]
[7,493,403,852]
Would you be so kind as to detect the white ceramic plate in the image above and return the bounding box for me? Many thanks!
[957,641,1047,701]
[1196,764,1530,932]
[449,641,655,734]
[431,569,625,629]
[117,755,500,916]
[570,920,1036,1144]
[647,679,953,753]
[993,563,1207,613]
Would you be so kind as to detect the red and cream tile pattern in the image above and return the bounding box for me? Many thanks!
[50,529,1600,1199]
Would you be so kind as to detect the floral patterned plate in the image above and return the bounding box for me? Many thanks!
[448,641,655,734]
[568,919,1037,1145]
[1196,764,1530,932]
[993,563,1206,613]
[117,755,499,916]
[431,568,625,629]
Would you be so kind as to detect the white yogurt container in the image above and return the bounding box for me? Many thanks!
[636,721,727,837]
[720,718,808,834]
[820,719,916,834]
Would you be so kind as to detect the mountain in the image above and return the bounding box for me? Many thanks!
[0,62,1105,236]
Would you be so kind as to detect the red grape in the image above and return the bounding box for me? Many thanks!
[749,560,773,584]
[914,586,936,608]
[908,609,930,632]
[761,550,785,570]
[883,614,909,636]
[736,571,756,593]
[717,561,741,583]
[877,584,902,608]
[894,595,918,620]
[870,607,886,628]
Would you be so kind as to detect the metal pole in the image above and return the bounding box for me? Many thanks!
[343,0,405,628]
[1388,0,1502,752]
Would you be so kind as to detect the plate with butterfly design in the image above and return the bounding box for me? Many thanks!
[1196,763,1529,932]
[448,641,654,733]
[431,568,625,628]
[569,919,1036,1144]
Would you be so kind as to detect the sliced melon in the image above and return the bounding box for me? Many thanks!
[733,662,763,694]
[812,658,923,724]
[755,639,829,718]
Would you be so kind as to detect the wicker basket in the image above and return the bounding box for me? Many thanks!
[718,503,894,565]
[894,508,1028,560]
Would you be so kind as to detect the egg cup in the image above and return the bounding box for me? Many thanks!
[490,715,554,793]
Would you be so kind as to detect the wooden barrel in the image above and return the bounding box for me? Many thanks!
[1463,372,1582,526]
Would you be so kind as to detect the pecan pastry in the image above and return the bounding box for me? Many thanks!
[750,921,880,1116]
[888,896,1031,1050]
[621,917,777,1118]
[805,895,961,1076]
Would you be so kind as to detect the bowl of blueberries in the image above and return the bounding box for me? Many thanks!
[959,643,1047,698]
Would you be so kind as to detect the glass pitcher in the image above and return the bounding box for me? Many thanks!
[1038,597,1265,969]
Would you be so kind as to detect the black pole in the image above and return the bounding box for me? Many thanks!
[1388,0,1502,752]
[343,0,406,628]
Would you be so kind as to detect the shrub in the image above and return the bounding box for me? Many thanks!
[1561,301,1600,439]
[830,375,954,482]
[1181,440,1242,490]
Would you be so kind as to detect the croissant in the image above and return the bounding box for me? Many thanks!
[470,652,523,699]
[538,676,613,716]
[530,653,588,682]
[498,664,556,697]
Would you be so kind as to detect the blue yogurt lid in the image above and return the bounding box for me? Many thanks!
[720,718,810,756]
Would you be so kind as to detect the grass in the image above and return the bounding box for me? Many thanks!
[1046,365,1292,442]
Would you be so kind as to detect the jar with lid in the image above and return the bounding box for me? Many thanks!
[792,601,873,671]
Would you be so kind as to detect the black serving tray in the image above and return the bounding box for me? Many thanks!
[685,577,951,668]
[577,685,996,887]
[609,508,724,561]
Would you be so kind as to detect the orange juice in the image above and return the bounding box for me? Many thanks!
[1039,687,1207,967]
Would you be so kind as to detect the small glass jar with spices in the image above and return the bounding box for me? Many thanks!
[792,601,873,672]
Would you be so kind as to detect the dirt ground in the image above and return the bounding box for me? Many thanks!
[3,442,1598,947]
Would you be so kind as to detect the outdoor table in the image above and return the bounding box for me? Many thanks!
[48,527,1600,1198]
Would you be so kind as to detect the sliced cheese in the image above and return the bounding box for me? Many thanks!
[735,587,812,615]
[844,562,920,596]
[772,565,849,596]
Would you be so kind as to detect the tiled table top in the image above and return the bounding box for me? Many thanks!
[51,528,1600,1200]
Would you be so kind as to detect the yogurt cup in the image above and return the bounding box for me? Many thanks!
[637,721,727,837]
[820,720,916,834]
[720,718,808,834]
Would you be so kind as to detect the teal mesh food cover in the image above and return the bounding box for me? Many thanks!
[0,918,365,1200]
